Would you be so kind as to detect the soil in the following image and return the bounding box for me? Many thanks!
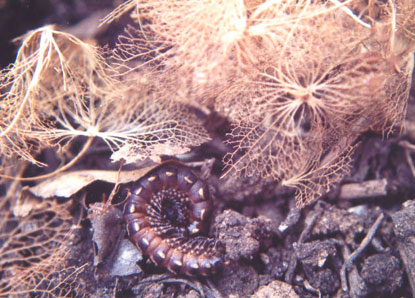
[1,1,415,298]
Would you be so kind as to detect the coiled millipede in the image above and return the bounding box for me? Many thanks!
[123,161,224,276]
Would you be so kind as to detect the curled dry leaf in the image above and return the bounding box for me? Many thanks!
[111,142,191,164]
[27,166,155,199]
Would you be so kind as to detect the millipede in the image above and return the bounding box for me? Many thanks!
[123,161,224,276]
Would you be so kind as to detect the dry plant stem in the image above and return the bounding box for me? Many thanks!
[0,137,93,181]
[284,250,298,283]
[340,245,367,296]
[338,179,388,200]
[399,140,415,178]
[0,27,53,138]
[341,212,384,292]
[404,149,415,179]
[399,140,415,151]
[99,0,137,26]
[387,0,397,54]
[303,280,320,296]
[368,0,376,19]
[112,278,119,298]
[298,207,323,243]
[103,159,125,210]
[278,199,301,234]
[4,163,27,200]
[340,245,349,294]
[405,120,415,141]
[89,162,124,217]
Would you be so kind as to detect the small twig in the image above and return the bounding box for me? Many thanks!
[105,159,125,208]
[162,278,206,297]
[139,273,172,283]
[399,140,415,152]
[340,245,350,293]
[404,120,415,141]
[338,179,388,200]
[0,137,94,181]
[303,279,321,297]
[73,193,87,227]
[340,244,367,296]
[345,213,384,270]
[285,254,298,284]
[386,0,396,54]
[404,149,415,179]
[398,140,415,179]
[341,212,384,292]
[4,163,27,201]
[112,278,119,298]
[298,207,323,243]
[278,199,301,234]
[0,27,52,138]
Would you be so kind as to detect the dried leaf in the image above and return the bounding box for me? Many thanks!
[111,142,191,164]
[27,166,155,198]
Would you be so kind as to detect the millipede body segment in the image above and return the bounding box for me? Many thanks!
[123,161,224,276]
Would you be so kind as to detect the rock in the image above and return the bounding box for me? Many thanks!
[312,204,364,240]
[295,240,337,269]
[391,200,415,296]
[251,280,299,298]
[216,261,259,297]
[214,209,273,261]
[294,240,340,294]
[308,268,339,295]
[261,248,291,279]
[360,253,402,293]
